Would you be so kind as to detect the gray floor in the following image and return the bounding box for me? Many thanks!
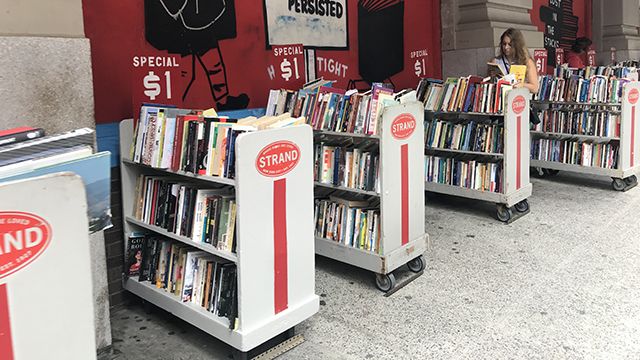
[108,172,640,359]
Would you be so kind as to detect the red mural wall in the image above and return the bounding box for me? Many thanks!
[530,0,592,67]
[83,0,442,124]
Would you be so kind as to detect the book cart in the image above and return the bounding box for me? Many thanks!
[313,101,429,292]
[424,88,533,223]
[530,81,640,191]
[0,173,97,360]
[119,119,319,358]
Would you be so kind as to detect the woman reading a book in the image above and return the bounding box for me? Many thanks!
[489,28,539,94]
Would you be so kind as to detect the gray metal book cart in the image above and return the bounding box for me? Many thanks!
[313,101,429,292]
[119,119,318,359]
[531,81,640,191]
[424,88,533,223]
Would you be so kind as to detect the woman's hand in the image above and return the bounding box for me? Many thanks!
[513,81,524,89]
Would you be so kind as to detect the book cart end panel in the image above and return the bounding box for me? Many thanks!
[0,173,96,360]
[503,88,531,197]
[234,125,318,337]
[379,101,426,259]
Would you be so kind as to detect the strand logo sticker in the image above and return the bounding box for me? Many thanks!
[256,141,301,177]
[512,95,526,115]
[391,113,416,140]
[0,212,52,280]
[628,88,639,105]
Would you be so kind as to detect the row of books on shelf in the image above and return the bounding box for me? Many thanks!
[131,105,304,178]
[314,144,380,192]
[126,234,237,328]
[425,119,504,154]
[417,76,513,114]
[314,196,381,254]
[552,65,637,81]
[134,175,237,253]
[425,155,503,193]
[536,74,627,103]
[531,138,619,169]
[266,79,415,135]
[533,109,620,138]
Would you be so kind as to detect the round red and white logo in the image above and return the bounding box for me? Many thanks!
[391,113,416,140]
[628,88,639,105]
[0,212,52,280]
[512,95,526,115]
[256,141,301,177]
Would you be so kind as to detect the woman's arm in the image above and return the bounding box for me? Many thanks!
[515,58,539,94]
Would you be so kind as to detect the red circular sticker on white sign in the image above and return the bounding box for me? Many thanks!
[391,113,416,140]
[512,95,526,115]
[628,88,639,105]
[256,141,301,177]
[0,212,52,280]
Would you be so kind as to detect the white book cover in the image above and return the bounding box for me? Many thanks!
[192,189,220,242]
[160,117,177,169]
[181,251,207,302]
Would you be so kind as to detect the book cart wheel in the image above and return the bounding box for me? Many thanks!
[496,204,513,223]
[625,175,638,186]
[612,178,626,191]
[375,273,397,292]
[514,199,529,213]
[407,256,426,273]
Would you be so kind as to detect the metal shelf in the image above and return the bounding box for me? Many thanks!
[425,146,504,158]
[314,181,379,197]
[124,277,239,344]
[122,158,236,186]
[532,100,621,107]
[313,130,380,140]
[530,131,620,142]
[315,234,428,275]
[426,110,504,117]
[530,159,623,177]
[125,216,238,263]
[424,181,532,208]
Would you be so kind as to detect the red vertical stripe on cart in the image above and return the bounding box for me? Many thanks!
[0,284,14,360]
[401,144,409,245]
[516,116,522,190]
[273,178,288,314]
[631,107,636,165]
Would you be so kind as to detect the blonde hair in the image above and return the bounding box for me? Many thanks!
[499,28,530,66]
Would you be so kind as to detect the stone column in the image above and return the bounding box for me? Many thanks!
[0,0,112,354]
[442,0,544,77]
[593,0,640,63]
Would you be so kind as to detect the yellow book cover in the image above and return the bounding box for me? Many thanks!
[509,65,527,84]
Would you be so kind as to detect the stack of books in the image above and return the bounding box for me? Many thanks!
[0,126,111,232]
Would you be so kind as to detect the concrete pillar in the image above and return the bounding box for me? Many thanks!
[0,0,112,354]
[442,0,543,78]
[593,0,640,63]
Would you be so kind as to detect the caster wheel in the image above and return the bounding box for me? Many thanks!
[496,205,513,222]
[532,167,546,178]
[612,178,626,191]
[625,175,638,186]
[544,169,560,176]
[407,256,426,273]
[514,199,529,213]
[375,273,397,292]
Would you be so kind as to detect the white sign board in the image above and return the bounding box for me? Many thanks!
[264,0,348,48]
[0,173,96,360]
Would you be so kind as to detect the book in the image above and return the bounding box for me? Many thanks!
[487,61,506,77]
[509,64,527,84]
[126,234,146,277]
[0,127,45,147]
